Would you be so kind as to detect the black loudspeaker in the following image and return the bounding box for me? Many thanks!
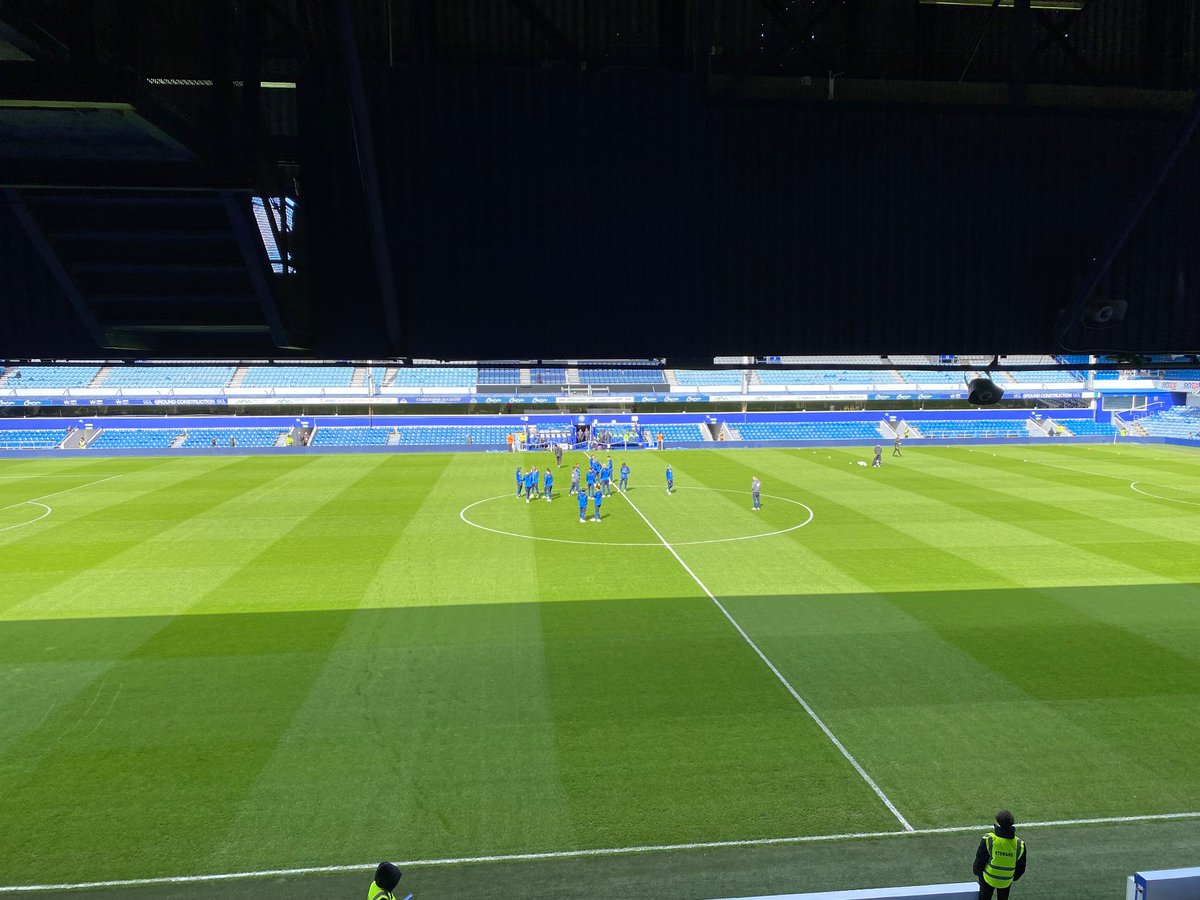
[1081,297,1128,327]
[967,376,1004,406]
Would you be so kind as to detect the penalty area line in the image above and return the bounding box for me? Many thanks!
[615,486,914,833]
[2,812,1199,892]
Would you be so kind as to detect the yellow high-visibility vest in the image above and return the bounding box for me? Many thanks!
[982,831,1025,889]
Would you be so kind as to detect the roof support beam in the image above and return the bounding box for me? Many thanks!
[221,190,293,348]
[2,188,108,348]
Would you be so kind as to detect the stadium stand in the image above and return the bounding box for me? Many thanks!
[388,367,478,388]
[653,423,708,443]
[3,366,101,389]
[240,367,356,388]
[181,428,289,447]
[394,425,512,445]
[100,366,237,389]
[529,367,566,385]
[309,427,391,447]
[755,370,892,385]
[895,370,969,385]
[671,369,744,386]
[578,368,667,384]
[1152,369,1200,380]
[909,419,1029,438]
[478,367,521,385]
[1055,420,1119,437]
[0,429,69,449]
[737,422,884,440]
[998,369,1082,383]
[90,429,180,449]
[1135,406,1200,438]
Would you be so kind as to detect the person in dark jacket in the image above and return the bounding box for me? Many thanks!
[973,809,1026,899]
[367,861,403,900]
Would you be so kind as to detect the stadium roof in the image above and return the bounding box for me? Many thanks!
[2,1,1200,360]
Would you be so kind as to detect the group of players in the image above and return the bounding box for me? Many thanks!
[515,453,636,522]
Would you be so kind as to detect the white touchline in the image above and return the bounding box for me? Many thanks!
[2,811,1198,892]
[615,487,914,832]
[0,474,123,515]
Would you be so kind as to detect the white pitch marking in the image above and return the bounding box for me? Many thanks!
[2,811,1198,892]
[0,501,51,534]
[459,488,813,548]
[1129,481,1200,506]
[0,474,122,515]
[615,487,913,832]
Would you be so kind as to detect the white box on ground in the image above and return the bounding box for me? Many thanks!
[1125,867,1200,900]
[707,883,979,900]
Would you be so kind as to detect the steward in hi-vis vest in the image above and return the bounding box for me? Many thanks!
[972,810,1027,899]
[367,861,403,900]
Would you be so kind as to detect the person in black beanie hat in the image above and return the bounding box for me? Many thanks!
[973,809,1026,899]
[368,861,403,900]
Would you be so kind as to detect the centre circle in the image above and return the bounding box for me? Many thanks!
[458,486,814,547]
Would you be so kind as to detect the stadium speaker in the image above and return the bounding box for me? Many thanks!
[1081,297,1128,327]
[967,376,1004,406]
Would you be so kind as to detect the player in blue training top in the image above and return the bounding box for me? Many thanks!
[578,483,589,522]
[593,485,604,522]
[618,461,630,493]
[530,465,540,499]
[524,468,535,502]
[600,461,612,497]
[515,465,523,498]
[665,463,674,494]
[585,466,596,494]
[543,468,553,501]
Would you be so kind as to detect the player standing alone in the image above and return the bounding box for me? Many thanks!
[873,444,882,467]
[751,476,761,510]
[665,463,674,494]
[619,461,630,493]
[893,433,903,457]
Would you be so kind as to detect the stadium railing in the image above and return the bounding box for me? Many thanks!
[1126,866,1200,899]
[705,883,979,900]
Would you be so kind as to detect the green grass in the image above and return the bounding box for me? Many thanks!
[1,444,1199,898]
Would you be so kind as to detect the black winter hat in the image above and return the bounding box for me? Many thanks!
[995,810,1015,830]
[375,861,402,891]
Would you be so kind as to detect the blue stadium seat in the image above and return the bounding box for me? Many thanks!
[100,367,237,389]
[738,422,883,441]
[0,429,69,449]
[89,429,181,449]
[241,367,357,388]
[911,419,1028,438]
[4,366,101,389]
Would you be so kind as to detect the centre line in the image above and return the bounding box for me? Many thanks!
[615,484,914,832]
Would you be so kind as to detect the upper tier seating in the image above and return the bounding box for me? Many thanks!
[0,429,68,448]
[1152,369,1200,381]
[4,366,101,389]
[388,367,477,388]
[100,366,237,389]
[90,429,179,449]
[578,369,667,384]
[478,368,520,385]
[911,419,1029,438]
[672,369,744,386]
[182,428,289,448]
[241,367,356,388]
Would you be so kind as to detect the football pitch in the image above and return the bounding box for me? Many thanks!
[2,443,1199,899]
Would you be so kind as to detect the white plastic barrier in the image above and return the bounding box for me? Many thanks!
[708,883,979,900]
[1126,867,1200,899]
